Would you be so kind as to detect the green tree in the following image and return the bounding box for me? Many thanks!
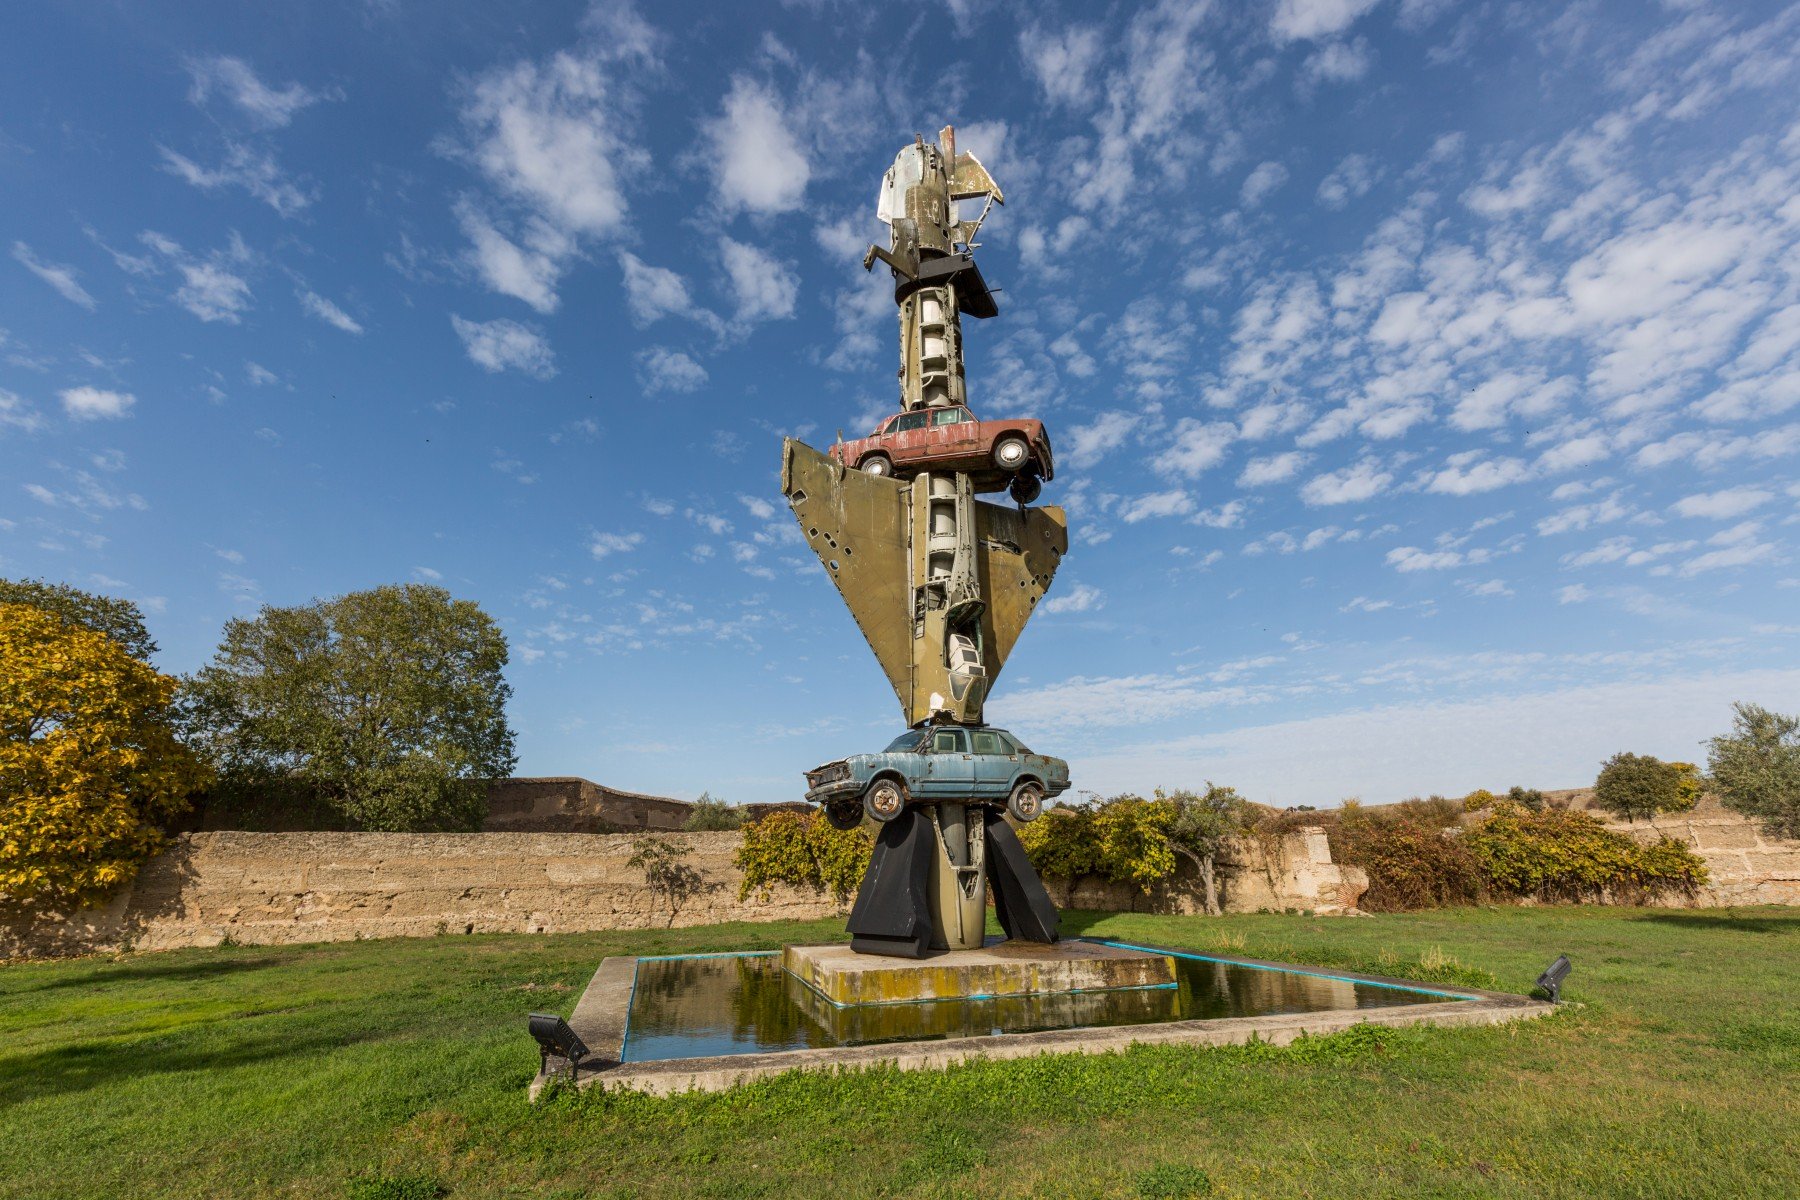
[1593,752,1692,823]
[1708,702,1800,840]
[627,836,710,927]
[0,578,157,662]
[1160,783,1252,915]
[682,792,743,832]
[184,584,516,832]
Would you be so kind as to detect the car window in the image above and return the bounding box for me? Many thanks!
[884,731,924,752]
[895,411,928,432]
[971,731,1005,755]
[994,731,1026,754]
[932,407,966,426]
[931,728,967,753]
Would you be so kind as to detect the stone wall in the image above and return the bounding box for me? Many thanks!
[1042,826,1369,917]
[0,824,1365,960]
[0,831,841,960]
[481,778,695,833]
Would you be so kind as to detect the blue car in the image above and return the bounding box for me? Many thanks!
[804,725,1071,829]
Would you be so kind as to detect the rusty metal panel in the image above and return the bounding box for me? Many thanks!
[975,499,1068,676]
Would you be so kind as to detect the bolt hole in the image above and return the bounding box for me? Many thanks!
[829,560,839,571]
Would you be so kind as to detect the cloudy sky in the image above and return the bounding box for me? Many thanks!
[4,0,1798,806]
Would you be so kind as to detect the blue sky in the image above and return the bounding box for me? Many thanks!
[4,0,1798,807]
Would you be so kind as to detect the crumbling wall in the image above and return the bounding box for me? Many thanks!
[481,778,694,832]
[1040,826,1368,916]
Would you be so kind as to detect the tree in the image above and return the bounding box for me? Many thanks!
[183,584,517,832]
[683,792,743,832]
[1592,752,1694,823]
[1161,783,1252,915]
[627,836,710,927]
[1,602,210,908]
[1708,702,1800,840]
[0,578,156,661]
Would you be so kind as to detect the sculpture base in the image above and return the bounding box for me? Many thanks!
[782,938,1177,1008]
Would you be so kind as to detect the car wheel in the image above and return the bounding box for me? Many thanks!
[864,777,908,822]
[825,804,862,831]
[1009,473,1042,505]
[860,454,893,477]
[1007,781,1044,823]
[992,436,1030,472]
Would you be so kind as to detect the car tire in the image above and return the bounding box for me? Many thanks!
[1007,781,1044,823]
[992,435,1030,472]
[1009,473,1042,505]
[825,804,862,831]
[864,777,908,822]
[860,454,893,477]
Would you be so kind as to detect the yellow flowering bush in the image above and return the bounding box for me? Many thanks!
[735,811,872,903]
[1,602,210,908]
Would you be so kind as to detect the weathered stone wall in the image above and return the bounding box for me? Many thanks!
[481,778,695,833]
[0,831,841,960]
[0,824,1366,960]
[1041,826,1368,917]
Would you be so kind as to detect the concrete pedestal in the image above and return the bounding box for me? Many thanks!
[783,938,1177,1007]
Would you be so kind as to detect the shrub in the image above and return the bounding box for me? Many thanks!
[1463,804,1707,902]
[1593,752,1695,823]
[1462,788,1497,813]
[1505,785,1547,812]
[1,603,211,908]
[1327,811,1484,912]
[1018,795,1179,893]
[682,792,743,832]
[1162,784,1254,915]
[735,811,871,903]
[1707,702,1800,839]
[627,836,709,926]
[182,584,516,832]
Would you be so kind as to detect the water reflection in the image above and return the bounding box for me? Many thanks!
[620,944,1457,1064]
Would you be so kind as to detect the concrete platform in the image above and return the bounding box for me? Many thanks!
[781,938,1178,1006]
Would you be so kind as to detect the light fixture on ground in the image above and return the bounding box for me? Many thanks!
[527,1012,590,1082]
[1535,955,1572,1003]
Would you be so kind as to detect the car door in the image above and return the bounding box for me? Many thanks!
[925,406,978,466]
[968,728,1015,797]
[924,726,974,796]
[888,410,929,465]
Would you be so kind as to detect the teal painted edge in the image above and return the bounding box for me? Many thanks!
[1087,938,1479,1001]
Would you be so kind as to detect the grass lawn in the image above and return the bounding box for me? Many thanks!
[2,906,1796,1200]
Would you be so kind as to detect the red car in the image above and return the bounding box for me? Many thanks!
[831,405,1054,501]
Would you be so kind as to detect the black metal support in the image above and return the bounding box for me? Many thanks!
[847,809,935,958]
[983,810,1060,944]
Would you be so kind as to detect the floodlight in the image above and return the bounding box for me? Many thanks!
[528,1012,591,1081]
[1534,955,1572,1004]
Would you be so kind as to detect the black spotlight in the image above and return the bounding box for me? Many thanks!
[1535,955,1572,1004]
[528,1013,591,1082]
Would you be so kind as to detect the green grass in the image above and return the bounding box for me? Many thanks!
[2,907,1796,1199]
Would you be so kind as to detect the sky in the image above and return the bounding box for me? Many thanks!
[3,0,1799,808]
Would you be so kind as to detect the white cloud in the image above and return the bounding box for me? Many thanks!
[1537,491,1634,536]
[1019,23,1103,106]
[619,252,702,326]
[589,531,644,559]
[1300,38,1373,87]
[1272,0,1382,42]
[159,143,313,217]
[1669,486,1773,520]
[1043,583,1104,614]
[138,231,254,323]
[738,494,776,520]
[185,56,336,127]
[1119,489,1194,523]
[718,237,797,324]
[1300,459,1391,505]
[1421,453,1531,496]
[12,243,96,309]
[1065,411,1139,469]
[1238,451,1310,486]
[0,389,44,433]
[450,314,556,379]
[637,347,708,394]
[1160,419,1237,477]
[1387,545,1486,572]
[1240,161,1289,207]
[704,77,810,216]
[59,387,135,421]
[455,201,568,313]
[297,288,363,334]
[1315,153,1377,209]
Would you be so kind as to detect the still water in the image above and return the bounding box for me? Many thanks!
[621,941,1465,1063]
